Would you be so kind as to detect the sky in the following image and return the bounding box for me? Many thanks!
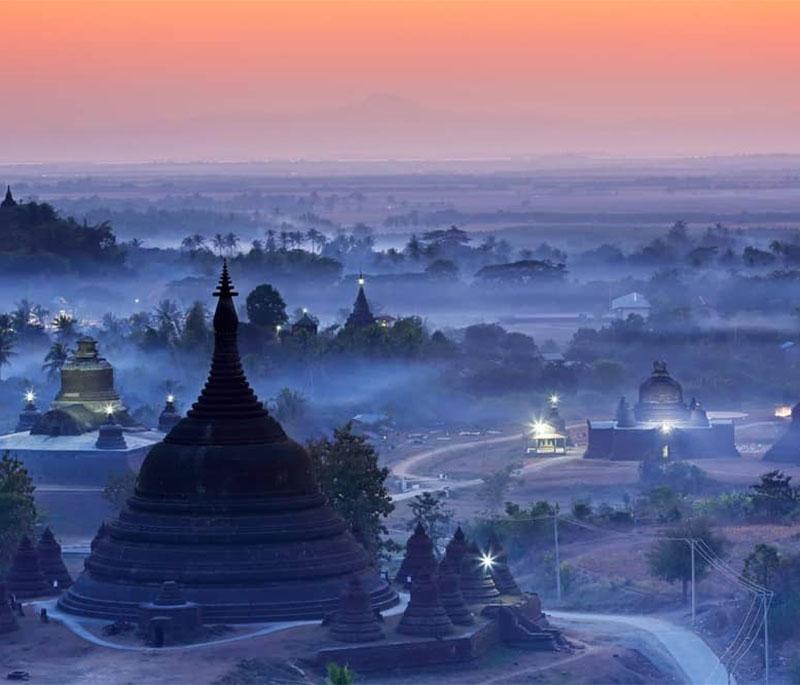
[1,0,799,162]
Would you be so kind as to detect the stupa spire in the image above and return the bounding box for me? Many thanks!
[345,272,375,329]
[1,185,16,209]
[172,261,277,440]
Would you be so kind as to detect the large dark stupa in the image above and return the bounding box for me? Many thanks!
[59,263,398,622]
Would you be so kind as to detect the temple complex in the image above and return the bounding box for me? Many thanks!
[36,528,73,591]
[585,361,738,461]
[345,273,376,329]
[764,402,800,463]
[0,337,163,484]
[7,536,52,599]
[59,263,398,622]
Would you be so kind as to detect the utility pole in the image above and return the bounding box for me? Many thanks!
[690,539,696,626]
[553,512,562,601]
[764,591,770,685]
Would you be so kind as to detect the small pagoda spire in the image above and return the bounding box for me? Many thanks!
[345,272,375,329]
[328,576,385,643]
[394,522,437,586]
[157,394,181,433]
[486,534,522,596]
[442,526,468,571]
[7,535,52,599]
[397,571,454,638]
[95,408,127,450]
[458,541,500,604]
[1,185,17,209]
[16,389,41,432]
[437,557,474,625]
[36,528,73,591]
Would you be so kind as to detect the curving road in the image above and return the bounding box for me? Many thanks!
[550,610,736,685]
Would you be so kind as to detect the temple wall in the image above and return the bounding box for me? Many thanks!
[586,423,738,461]
[6,446,150,485]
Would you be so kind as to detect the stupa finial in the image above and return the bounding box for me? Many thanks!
[214,259,238,299]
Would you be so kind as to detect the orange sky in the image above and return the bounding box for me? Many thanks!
[1,0,799,161]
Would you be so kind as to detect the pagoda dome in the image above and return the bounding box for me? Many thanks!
[59,262,397,623]
[635,361,689,424]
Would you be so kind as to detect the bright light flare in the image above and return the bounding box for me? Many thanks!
[530,420,552,437]
[24,390,35,404]
[358,276,365,286]
[166,394,175,404]
[775,405,792,419]
[479,552,496,570]
[660,422,672,435]
[549,394,560,407]
[104,404,115,416]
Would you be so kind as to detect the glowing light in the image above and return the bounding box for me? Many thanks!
[134,298,140,304]
[302,307,308,314]
[276,324,283,333]
[166,394,175,404]
[104,404,115,416]
[660,422,672,435]
[24,390,35,404]
[549,394,560,407]
[775,405,792,419]
[358,275,365,286]
[479,552,496,570]
[530,420,553,437]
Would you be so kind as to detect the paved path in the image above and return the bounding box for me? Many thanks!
[550,610,735,685]
[29,593,410,653]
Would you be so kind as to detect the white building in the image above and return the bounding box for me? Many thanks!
[611,292,651,320]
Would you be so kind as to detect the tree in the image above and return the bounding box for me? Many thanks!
[245,284,288,330]
[153,299,183,347]
[52,312,78,342]
[647,518,727,601]
[479,464,519,513]
[407,491,453,557]
[326,663,355,685]
[42,341,69,381]
[743,543,780,589]
[0,452,36,567]
[0,314,16,380]
[425,259,460,281]
[751,471,798,519]
[308,423,394,562]
[181,301,210,350]
[271,387,308,424]
[102,469,137,511]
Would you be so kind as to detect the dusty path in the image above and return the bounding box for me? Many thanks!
[391,432,525,479]
[550,610,736,685]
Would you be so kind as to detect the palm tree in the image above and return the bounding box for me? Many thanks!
[212,233,226,257]
[153,299,183,346]
[42,341,69,381]
[265,229,277,253]
[52,313,77,342]
[306,228,322,253]
[0,314,16,381]
[224,232,240,256]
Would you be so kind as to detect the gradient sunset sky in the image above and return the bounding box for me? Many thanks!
[2,0,799,162]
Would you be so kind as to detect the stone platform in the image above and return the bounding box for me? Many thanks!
[316,614,498,672]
